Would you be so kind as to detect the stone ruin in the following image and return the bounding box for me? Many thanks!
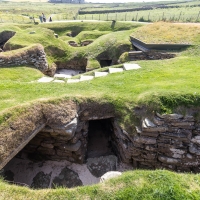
[1,101,200,189]
[68,40,93,47]
[0,44,49,74]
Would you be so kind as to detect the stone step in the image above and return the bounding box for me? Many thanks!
[80,75,94,82]
[53,80,65,83]
[67,79,80,83]
[37,77,54,83]
[54,74,72,79]
[94,72,109,77]
[128,51,143,55]
[109,68,124,74]
[123,63,141,70]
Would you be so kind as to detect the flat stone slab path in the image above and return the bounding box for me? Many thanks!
[123,63,141,70]
[80,75,94,82]
[37,63,141,83]
[54,74,72,79]
[109,68,124,74]
[95,72,109,77]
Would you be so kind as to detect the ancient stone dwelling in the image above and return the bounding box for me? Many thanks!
[1,101,200,188]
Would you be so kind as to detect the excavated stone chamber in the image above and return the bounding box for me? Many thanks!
[2,102,200,189]
[1,117,130,189]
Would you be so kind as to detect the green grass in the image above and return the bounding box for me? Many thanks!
[131,22,200,44]
[0,2,84,23]
[0,9,200,200]
[78,6,200,22]
[0,22,200,117]
[0,170,200,200]
[1,21,142,66]
[77,0,200,23]
[0,52,200,114]
[0,66,43,82]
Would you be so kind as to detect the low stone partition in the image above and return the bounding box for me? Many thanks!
[129,51,175,61]
[0,44,48,74]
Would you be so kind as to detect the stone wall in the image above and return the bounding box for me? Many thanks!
[0,44,49,74]
[116,113,200,173]
[129,51,175,61]
[23,118,88,164]
[1,100,200,173]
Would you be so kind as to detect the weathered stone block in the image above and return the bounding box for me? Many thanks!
[57,140,81,152]
[130,147,142,156]
[189,144,200,156]
[37,147,55,156]
[191,136,200,145]
[158,155,180,164]
[134,136,157,145]
[141,152,157,160]
[140,131,159,138]
[40,143,54,149]
[145,144,157,152]
[153,116,165,126]
[56,149,72,157]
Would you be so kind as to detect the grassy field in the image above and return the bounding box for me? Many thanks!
[0,22,200,114]
[78,5,200,22]
[0,1,84,23]
[78,0,200,22]
[0,0,200,23]
[0,170,200,200]
[0,9,200,199]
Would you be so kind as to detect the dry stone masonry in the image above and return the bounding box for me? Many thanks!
[129,51,175,61]
[121,113,200,172]
[0,44,48,74]
[1,101,200,188]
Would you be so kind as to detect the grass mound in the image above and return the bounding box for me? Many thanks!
[0,66,43,82]
[131,22,200,44]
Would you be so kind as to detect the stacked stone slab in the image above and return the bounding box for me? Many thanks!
[0,44,48,74]
[129,113,200,172]
[129,51,175,61]
[23,118,89,164]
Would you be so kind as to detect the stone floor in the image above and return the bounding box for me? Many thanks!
[1,155,133,189]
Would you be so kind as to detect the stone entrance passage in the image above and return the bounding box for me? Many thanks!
[0,117,133,189]
[99,60,112,67]
[87,119,114,158]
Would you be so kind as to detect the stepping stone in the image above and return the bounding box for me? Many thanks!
[67,79,80,83]
[95,72,109,77]
[38,77,54,83]
[109,68,124,74]
[80,75,94,82]
[123,63,141,70]
[54,74,72,79]
[53,80,65,83]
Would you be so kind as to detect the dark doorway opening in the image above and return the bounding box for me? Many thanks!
[87,118,115,158]
[99,60,112,68]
